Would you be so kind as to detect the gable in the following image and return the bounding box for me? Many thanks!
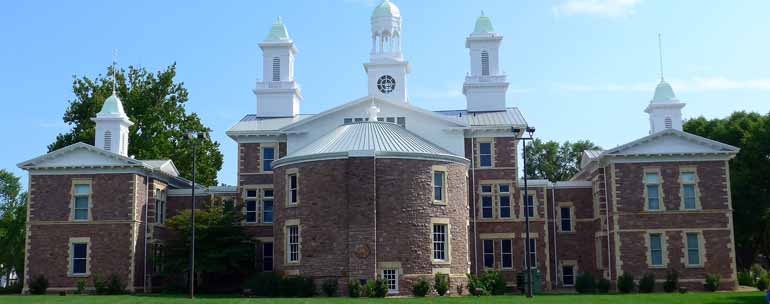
[605,129,739,157]
[18,142,142,170]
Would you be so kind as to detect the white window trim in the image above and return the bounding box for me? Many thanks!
[242,186,260,224]
[498,183,512,219]
[500,239,514,270]
[261,189,274,224]
[431,165,448,205]
[70,179,93,222]
[679,166,702,211]
[431,218,451,265]
[479,184,495,219]
[646,231,669,268]
[285,219,301,265]
[520,190,539,219]
[560,260,578,287]
[68,237,91,277]
[476,139,495,168]
[286,168,299,207]
[482,239,495,269]
[382,268,399,294]
[155,187,167,225]
[523,238,538,270]
[643,168,666,211]
[682,230,707,268]
[260,144,277,173]
[557,202,575,233]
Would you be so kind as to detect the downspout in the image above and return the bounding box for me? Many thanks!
[373,156,377,279]
[602,165,613,284]
[470,133,478,276]
[551,184,558,289]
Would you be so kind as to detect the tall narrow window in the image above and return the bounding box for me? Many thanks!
[263,242,273,271]
[498,184,511,218]
[483,239,494,268]
[103,131,112,151]
[686,233,701,266]
[524,238,537,269]
[681,172,697,210]
[649,233,663,267]
[272,57,280,81]
[71,242,88,275]
[560,207,572,232]
[287,225,299,263]
[562,265,575,286]
[481,50,490,76]
[262,146,275,172]
[245,189,258,223]
[645,172,661,211]
[155,189,167,224]
[73,183,91,221]
[433,170,446,203]
[432,224,448,262]
[262,189,273,224]
[524,194,535,218]
[501,239,513,269]
[287,173,298,205]
[479,142,492,167]
[382,269,398,293]
[481,185,493,219]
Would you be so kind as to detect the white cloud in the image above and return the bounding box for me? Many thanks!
[553,0,642,18]
[555,76,770,93]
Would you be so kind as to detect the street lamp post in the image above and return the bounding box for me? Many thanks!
[513,126,536,298]
[183,131,208,299]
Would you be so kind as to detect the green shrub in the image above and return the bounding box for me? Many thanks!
[704,273,720,292]
[663,269,678,293]
[456,283,464,296]
[366,279,387,298]
[411,278,431,297]
[0,282,22,295]
[481,271,507,295]
[94,274,126,295]
[434,273,449,296]
[618,273,635,293]
[756,275,769,292]
[348,280,362,298]
[466,273,488,296]
[243,272,281,297]
[638,273,655,293]
[75,279,87,295]
[751,264,768,284]
[596,278,611,293]
[321,279,338,297]
[29,274,48,295]
[280,276,315,297]
[738,271,754,286]
[574,272,595,294]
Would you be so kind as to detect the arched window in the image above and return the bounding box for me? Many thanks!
[103,131,112,151]
[481,51,490,76]
[272,57,280,81]
[665,117,673,129]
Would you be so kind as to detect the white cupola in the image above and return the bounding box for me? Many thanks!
[364,0,410,103]
[92,92,133,156]
[463,12,509,112]
[255,17,303,117]
[645,79,685,134]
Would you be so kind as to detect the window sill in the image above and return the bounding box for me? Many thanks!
[432,201,447,205]
[559,231,576,234]
[501,268,515,272]
[68,273,90,278]
[286,203,299,208]
[432,260,451,265]
[685,264,704,269]
[648,265,667,269]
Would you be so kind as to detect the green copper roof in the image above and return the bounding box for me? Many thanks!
[372,0,400,18]
[651,80,677,103]
[265,17,290,41]
[97,93,126,115]
[473,12,494,34]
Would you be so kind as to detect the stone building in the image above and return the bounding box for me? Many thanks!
[18,0,739,295]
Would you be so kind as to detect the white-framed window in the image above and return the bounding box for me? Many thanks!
[523,238,537,269]
[483,239,494,268]
[686,232,701,266]
[262,189,273,224]
[432,224,448,262]
[481,50,490,76]
[343,116,406,127]
[382,269,398,294]
[155,188,167,224]
[562,265,575,287]
[681,171,698,210]
[261,146,275,172]
[72,181,91,221]
[272,57,280,81]
[287,173,299,205]
[287,225,300,263]
[245,189,258,223]
[478,142,493,167]
[649,233,664,267]
[433,169,446,203]
[524,194,535,218]
[343,118,353,124]
[263,242,273,271]
[68,238,90,277]
[645,172,662,211]
[481,185,493,219]
[501,239,513,269]
[560,206,572,232]
[498,184,511,219]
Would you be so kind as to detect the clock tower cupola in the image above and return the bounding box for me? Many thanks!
[364,0,410,103]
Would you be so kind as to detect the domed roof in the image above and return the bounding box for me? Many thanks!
[372,0,400,18]
[97,93,126,116]
[473,12,494,34]
[273,121,468,167]
[265,16,290,41]
[651,80,678,103]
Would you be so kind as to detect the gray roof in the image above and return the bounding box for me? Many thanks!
[434,108,527,127]
[227,114,315,135]
[167,185,237,197]
[273,121,468,167]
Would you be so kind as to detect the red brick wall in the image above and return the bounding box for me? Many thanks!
[29,174,135,222]
[548,186,600,288]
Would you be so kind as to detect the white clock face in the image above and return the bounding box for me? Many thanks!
[377,75,396,94]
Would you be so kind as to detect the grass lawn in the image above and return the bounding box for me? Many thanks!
[0,292,765,304]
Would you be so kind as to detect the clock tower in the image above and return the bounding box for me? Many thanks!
[364,0,410,103]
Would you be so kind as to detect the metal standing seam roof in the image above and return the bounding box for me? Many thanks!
[227,114,314,134]
[434,108,527,127]
[272,121,468,167]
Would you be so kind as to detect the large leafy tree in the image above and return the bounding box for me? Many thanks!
[0,169,27,287]
[685,111,770,269]
[48,64,223,186]
[524,139,602,181]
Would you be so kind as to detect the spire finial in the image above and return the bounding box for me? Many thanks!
[658,33,664,81]
[368,97,380,121]
[112,49,118,95]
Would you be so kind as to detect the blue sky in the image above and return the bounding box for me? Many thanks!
[2,0,769,188]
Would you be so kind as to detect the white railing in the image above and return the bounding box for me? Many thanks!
[465,75,507,83]
[255,81,299,90]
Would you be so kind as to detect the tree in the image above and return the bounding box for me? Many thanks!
[524,139,601,181]
[685,112,770,269]
[161,200,255,291]
[48,64,224,186]
[0,169,27,287]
